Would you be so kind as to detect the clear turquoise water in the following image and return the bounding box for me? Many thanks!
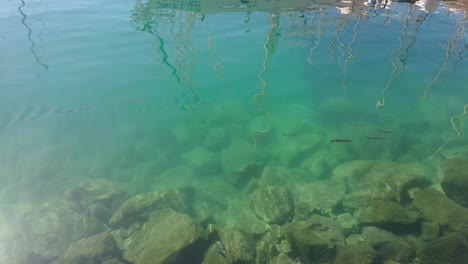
[0,0,467,213]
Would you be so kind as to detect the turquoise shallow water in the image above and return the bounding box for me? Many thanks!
[0,0,468,262]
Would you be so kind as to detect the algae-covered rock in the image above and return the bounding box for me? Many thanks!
[270,253,296,264]
[418,232,468,264]
[336,213,359,234]
[283,215,344,263]
[252,186,294,224]
[420,221,440,241]
[295,180,346,220]
[333,244,376,264]
[355,200,420,225]
[217,227,256,264]
[57,232,120,264]
[65,178,127,222]
[441,158,468,208]
[123,209,201,264]
[271,132,323,166]
[410,187,468,234]
[109,188,189,227]
[334,160,432,210]
[202,242,230,264]
[361,226,414,262]
[181,147,222,177]
[8,203,106,263]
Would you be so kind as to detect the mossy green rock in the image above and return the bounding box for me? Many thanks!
[418,232,468,264]
[270,253,296,264]
[217,227,256,264]
[410,187,468,234]
[252,186,294,224]
[109,188,189,227]
[57,232,120,264]
[123,209,201,264]
[202,242,230,264]
[295,180,346,220]
[441,158,468,208]
[361,226,414,262]
[355,200,420,225]
[333,244,376,264]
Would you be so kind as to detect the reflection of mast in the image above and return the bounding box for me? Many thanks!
[422,12,467,100]
[201,15,223,77]
[252,13,278,160]
[18,0,48,72]
[376,4,414,108]
[342,15,361,92]
[307,6,323,64]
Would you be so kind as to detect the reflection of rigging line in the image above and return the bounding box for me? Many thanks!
[376,5,413,108]
[422,14,467,101]
[201,18,223,78]
[342,16,360,93]
[18,0,48,72]
[184,12,196,86]
[336,18,347,70]
[252,14,276,162]
[430,104,468,160]
[451,13,467,72]
[328,18,342,64]
[307,8,322,64]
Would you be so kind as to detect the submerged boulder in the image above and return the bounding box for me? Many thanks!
[418,232,468,264]
[283,215,344,263]
[361,226,415,263]
[440,158,468,208]
[252,186,294,225]
[355,200,420,225]
[217,227,256,264]
[65,178,127,223]
[123,209,201,264]
[333,160,432,210]
[57,232,120,264]
[295,180,346,220]
[109,188,189,228]
[410,187,468,235]
[333,244,376,264]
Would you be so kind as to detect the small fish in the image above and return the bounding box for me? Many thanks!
[378,130,392,134]
[201,101,214,105]
[61,109,74,114]
[367,136,384,140]
[127,96,146,102]
[47,107,61,112]
[330,139,353,143]
[282,132,300,137]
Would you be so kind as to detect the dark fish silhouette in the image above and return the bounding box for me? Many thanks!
[367,136,384,140]
[378,130,392,134]
[330,139,353,143]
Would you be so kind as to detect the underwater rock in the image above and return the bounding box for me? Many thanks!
[231,162,264,189]
[270,253,296,264]
[259,165,310,191]
[65,178,127,222]
[252,186,294,224]
[355,200,421,225]
[182,147,222,177]
[201,242,230,264]
[295,180,346,220]
[335,213,359,235]
[283,214,344,263]
[418,232,468,264]
[220,137,253,174]
[333,244,376,264]
[56,232,120,264]
[123,209,201,264]
[334,160,432,210]
[420,221,440,241]
[410,187,468,235]
[271,132,323,166]
[361,226,415,263]
[9,203,106,263]
[203,127,231,152]
[109,188,189,228]
[255,226,285,264]
[217,227,256,264]
[440,158,468,208]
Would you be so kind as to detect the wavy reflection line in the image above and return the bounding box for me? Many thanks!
[422,13,467,101]
[252,13,277,162]
[342,15,361,93]
[376,4,414,108]
[307,7,323,64]
[18,0,48,71]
